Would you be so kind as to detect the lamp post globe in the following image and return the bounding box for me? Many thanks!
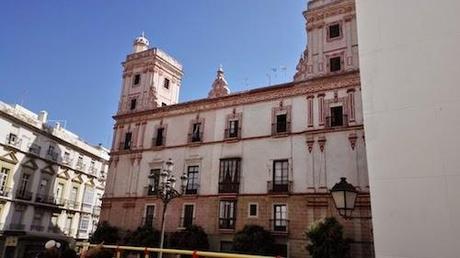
[331,177,358,219]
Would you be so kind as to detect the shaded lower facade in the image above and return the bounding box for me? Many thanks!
[101,193,373,258]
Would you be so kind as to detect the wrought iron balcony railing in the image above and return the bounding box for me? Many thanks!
[218,218,236,230]
[15,189,33,201]
[269,219,289,233]
[35,194,57,204]
[218,182,240,194]
[267,181,293,194]
[325,114,349,128]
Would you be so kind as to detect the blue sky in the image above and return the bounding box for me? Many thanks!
[0,0,307,147]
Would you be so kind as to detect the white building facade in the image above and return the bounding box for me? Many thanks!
[0,102,109,258]
[102,0,373,257]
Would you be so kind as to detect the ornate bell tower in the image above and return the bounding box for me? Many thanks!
[117,33,184,115]
[294,0,358,81]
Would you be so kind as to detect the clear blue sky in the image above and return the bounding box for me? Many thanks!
[0,0,307,147]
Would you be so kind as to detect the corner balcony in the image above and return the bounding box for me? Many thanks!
[267,181,292,194]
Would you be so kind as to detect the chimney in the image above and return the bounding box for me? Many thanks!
[38,111,48,123]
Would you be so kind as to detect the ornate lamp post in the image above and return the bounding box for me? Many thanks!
[330,177,359,219]
[157,158,188,258]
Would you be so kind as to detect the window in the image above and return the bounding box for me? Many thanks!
[276,114,287,133]
[248,203,258,218]
[76,155,83,168]
[329,106,344,127]
[83,186,94,205]
[65,216,73,234]
[186,166,199,194]
[154,128,165,146]
[29,143,41,155]
[47,145,55,155]
[70,186,79,209]
[219,200,236,229]
[328,23,341,39]
[55,183,64,201]
[49,214,59,232]
[0,168,10,193]
[63,151,70,163]
[329,56,342,72]
[162,102,167,107]
[271,160,290,193]
[227,120,239,138]
[218,158,241,193]
[17,173,31,199]
[79,216,90,233]
[124,132,132,150]
[181,204,195,228]
[163,78,170,89]
[144,205,155,227]
[147,169,160,195]
[133,74,141,86]
[38,178,49,196]
[273,204,288,232]
[130,98,137,110]
[11,206,25,227]
[191,123,202,142]
[7,133,17,144]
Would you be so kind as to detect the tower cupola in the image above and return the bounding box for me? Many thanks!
[208,65,230,98]
[132,32,149,53]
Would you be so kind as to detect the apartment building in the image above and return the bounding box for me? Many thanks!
[102,0,373,257]
[0,102,109,258]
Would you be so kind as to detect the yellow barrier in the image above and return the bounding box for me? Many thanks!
[83,244,279,258]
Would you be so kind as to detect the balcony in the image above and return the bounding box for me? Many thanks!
[224,128,241,140]
[218,182,240,194]
[269,219,289,234]
[188,132,203,143]
[30,224,44,232]
[185,183,200,195]
[46,151,58,161]
[66,200,81,210]
[8,223,25,231]
[179,216,195,228]
[267,181,292,194]
[0,187,11,197]
[144,186,158,196]
[218,218,236,230]
[15,190,33,201]
[81,203,93,212]
[325,114,349,128]
[29,144,41,156]
[35,194,57,204]
[119,141,131,151]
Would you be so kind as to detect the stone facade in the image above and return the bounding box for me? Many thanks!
[102,0,372,257]
[0,102,109,258]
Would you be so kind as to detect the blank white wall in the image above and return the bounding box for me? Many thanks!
[356,0,460,257]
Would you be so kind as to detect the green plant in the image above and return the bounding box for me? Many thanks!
[232,225,275,255]
[89,221,121,245]
[305,217,351,258]
[170,225,209,250]
[123,225,160,247]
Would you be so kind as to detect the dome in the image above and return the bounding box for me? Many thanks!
[133,32,149,47]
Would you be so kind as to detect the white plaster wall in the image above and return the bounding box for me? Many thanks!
[356,0,460,257]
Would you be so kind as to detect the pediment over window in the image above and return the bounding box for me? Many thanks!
[57,169,70,179]
[22,158,39,170]
[0,151,18,164]
[72,174,83,183]
[41,164,56,175]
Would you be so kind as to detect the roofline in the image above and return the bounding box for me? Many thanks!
[113,70,360,120]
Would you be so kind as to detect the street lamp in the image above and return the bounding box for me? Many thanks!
[157,158,188,258]
[330,177,358,219]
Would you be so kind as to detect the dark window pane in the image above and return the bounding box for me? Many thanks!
[124,133,132,150]
[163,78,170,89]
[330,57,341,72]
[249,204,257,216]
[228,120,239,138]
[192,123,201,142]
[276,114,287,133]
[156,128,164,146]
[329,24,341,39]
[330,106,344,126]
[133,74,141,85]
[130,99,137,110]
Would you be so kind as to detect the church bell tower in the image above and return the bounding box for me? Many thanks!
[117,33,184,115]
